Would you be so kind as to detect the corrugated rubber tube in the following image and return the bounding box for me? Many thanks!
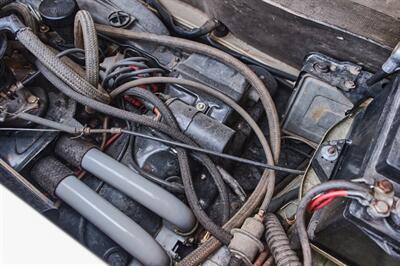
[56,175,170,266]
[81,148,196,233]
[264,213,301,266]
[16,27,110,103]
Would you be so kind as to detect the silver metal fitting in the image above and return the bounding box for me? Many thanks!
[229,215,264,265]
[195,102,207,112]
[321,145,339,161]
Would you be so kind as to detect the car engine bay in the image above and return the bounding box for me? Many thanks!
[0,0,400,265]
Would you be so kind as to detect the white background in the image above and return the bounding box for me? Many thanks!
[0,185,105,266]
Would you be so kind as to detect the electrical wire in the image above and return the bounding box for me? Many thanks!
[22,48,86,86]
[295,180,371,266]
[101,57,163,89]
[307,190,348,212]
[0,126,302,175]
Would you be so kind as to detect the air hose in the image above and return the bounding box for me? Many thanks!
[93,26,280,265]
[264,213,301,266]
[74,10,99,87]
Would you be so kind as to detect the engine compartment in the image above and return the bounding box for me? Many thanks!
[0,0,399,265]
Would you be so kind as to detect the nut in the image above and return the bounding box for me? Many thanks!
[373,200,390,214]
[321,145,338,161]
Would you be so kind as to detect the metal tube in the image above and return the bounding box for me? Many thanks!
[56,175,170,266]
[81,148,196,233]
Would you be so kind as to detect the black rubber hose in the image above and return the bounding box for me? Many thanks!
[35,61,233,245]
[265,213,301,266]
[122,86,230,223]
[296,180,370,266]
[366,69,388,86]
[150,0,220,39]
[128,159,185,194]
[267,188,299,213]
[113,68,164,88]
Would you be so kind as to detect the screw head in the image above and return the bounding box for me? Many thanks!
[196,102,207,112]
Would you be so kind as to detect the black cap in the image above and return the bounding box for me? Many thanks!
[39,0,79,28]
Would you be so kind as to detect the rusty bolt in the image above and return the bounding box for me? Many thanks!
[377,179,394,194]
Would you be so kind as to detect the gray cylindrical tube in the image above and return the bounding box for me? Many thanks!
[82,148,196,233]
[56,175,170,266]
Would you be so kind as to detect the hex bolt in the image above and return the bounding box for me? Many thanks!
[321,145,338,161]
[196,102,207,112]
[376,179,394,194]
[373,200,390,215]
[27,95,39,104]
